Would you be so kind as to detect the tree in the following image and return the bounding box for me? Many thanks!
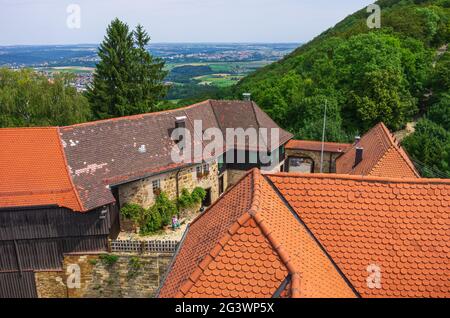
[130,24,168,113]
[403,119,450,178]
[0,68,91,128]
[87,19,167,119]
[427,93,450,131]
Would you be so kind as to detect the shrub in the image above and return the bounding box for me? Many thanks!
[177,188,194,210]
[120,203,145,223]
[154,193,178,226]
[127,256,143,279]
[99,254,119,267]
[140,207,162,235]
[191,187,207,204]
[178,187,206,209]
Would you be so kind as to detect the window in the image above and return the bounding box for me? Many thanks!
[197,164,210,178]
[152,179,161,193]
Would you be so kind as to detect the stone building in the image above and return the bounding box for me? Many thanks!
[0,99,292,298]
[285,122,420,179]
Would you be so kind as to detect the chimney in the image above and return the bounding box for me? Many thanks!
[355,136,361,145]
[354,147,364,167]
[173,116,187,142]
[243,93,251,101]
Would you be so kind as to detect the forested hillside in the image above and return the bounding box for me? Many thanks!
[227,0,449,177]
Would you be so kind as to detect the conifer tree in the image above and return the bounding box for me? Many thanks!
[87,19,167,119]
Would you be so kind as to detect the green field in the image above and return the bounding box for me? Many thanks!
[194,73,244,87]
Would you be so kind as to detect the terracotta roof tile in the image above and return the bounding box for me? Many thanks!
[286,140,350,153]
[268,173,450,298]
[0,127,83,211]
[336,123,420,178]
[159,169,357,298]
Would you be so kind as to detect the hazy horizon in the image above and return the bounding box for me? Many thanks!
[0,0,374,45]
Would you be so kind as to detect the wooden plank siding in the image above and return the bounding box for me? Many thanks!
[0,204,118,297]
[0,271,38,298]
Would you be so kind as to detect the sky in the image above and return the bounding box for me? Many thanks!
[0,0,375,45]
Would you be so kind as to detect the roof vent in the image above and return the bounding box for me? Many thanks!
[354,147,364,167]
[243,93,251,101]
[173,116,187,142]
[355,136,361,144]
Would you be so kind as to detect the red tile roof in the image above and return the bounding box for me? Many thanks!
[286,140,350,153]
[61,100,293,211]
[268,173,450,298]
[160,169,450,298]
[0,128,83,212]
[159,169,357,298]
[336,123,420,178]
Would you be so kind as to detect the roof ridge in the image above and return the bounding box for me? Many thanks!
[56,127,85,212]
[61,100,213,129]
[266,172,450,184]
[0,126,58,131]
[377,123,420,177]
[247,169,301,298]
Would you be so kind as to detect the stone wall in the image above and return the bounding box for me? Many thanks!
[35,271,67,298]
[226,169,248,187]
[286,149,341,173]
[35,252,173,298]
[118,162,221,209]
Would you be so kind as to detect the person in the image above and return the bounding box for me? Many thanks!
[172,215,180,231]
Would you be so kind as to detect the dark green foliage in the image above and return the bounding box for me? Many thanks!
[167,65,214,83]
[0,68,91,127]
[177,187,207,210]
[177,189,194,210]
[99,254,119,267]
[403,118,450,177]
[191,187,207,204]
[127,256,143,279]
[154,192,178,227]
[225,0,447,145]
[427,93,450,130]
[87,19,167,119]
[140,207,163,235]
[139,192,177,234]
[120,203,145,223]
[431,52,450,97]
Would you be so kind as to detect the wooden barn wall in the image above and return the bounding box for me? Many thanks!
[0,271,38,298]
[0,205,111,241]
[0,205,115,272]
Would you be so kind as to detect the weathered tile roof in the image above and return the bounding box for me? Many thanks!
[286,140,350,153]
[60,100,293,211]
[0,128,83,212]
[336,123,420,178]
[160,169,450,298]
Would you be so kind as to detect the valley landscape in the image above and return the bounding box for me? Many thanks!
[0,43,298,99]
